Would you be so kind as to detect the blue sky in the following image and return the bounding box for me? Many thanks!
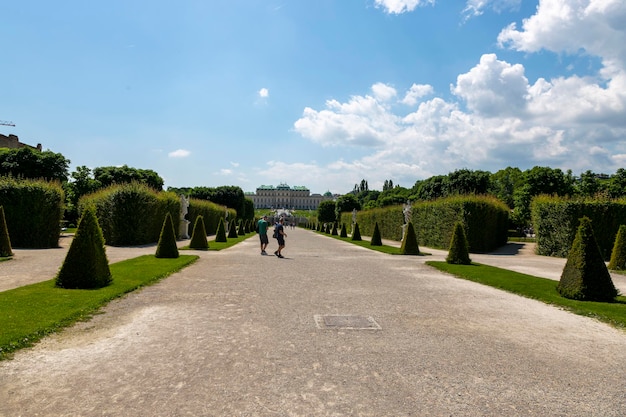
[2,0,625,195]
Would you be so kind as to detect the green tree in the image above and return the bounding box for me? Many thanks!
[317,200,337,223]
[557,217,617,301]
[189,215,209,250]
[446,222,471,265]
[155,212,179,258]
[55,206,111,289]
[608,224,626,270]
[489,166,523,208]
[446,169,491,195]
[606,168,626,198]
[335,194,361,219]
[0,206,13,257]
[0,147,70,182]
[188,186,246,218]
[93,165,164,190]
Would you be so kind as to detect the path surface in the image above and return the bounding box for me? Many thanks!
[1,229,625,416]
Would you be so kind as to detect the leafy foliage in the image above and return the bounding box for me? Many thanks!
[56,206,112,289]
[93,165,164,190]
[0,147,70,182]
[557,217,617,301]
[331,222,338,236]
[608,224,626,270]
[400,222,420,255]
[189,215,209,250]
[0,206,13,257]
[155,212,179,258]
[340,223,348,238]
[0,177,65,248]
[446,222,471,264]
[228,219,238,238]
[317,200,337,223]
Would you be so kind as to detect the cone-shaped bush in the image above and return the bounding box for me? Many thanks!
[56,206,111,289]
[331,222,338,236]
[446,222,471,265]
[608,224,626,270]
[0,206,13,257]
[351,223,362,241]
[155,212,179,258]
[400,222,420,255]
[228,219,238,238]
[238,220,245,236]
[557,216,617,301]
[340,223,348,238]
[215,218,227,242]
[189,215,209,250]
[370,222,383,246]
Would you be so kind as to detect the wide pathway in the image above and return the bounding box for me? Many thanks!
[1,228,625,416]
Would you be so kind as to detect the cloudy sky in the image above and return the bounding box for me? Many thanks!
[2,0,625,194]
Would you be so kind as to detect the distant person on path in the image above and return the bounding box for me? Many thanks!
[257,215,269,255]
[273,218,287,258]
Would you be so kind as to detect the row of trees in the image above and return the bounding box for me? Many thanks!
[346,167,626,227]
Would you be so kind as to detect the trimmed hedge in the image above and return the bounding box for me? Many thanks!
[189,215,209,250]
[0,177,65,248]
[370,222,382,246]
[340,195,508,253]
[187,198,235,236]
[532,196,626,259]
[400,222,420,255]
[79,182,180,246]
[155,212,179,258]
[0,206,13,257]
[608,225,626,270]
[446,222,471,265]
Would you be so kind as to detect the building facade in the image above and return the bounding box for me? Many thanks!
[0,134,42,151]
[247,183,332,210]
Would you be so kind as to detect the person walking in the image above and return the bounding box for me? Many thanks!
[273,217,287,258]
[257,215,269,255]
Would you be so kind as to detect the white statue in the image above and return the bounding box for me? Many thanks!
[179,195,191,239]
[352,208,357,224]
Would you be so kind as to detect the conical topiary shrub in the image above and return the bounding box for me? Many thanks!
[331,222,338,236]
[351,223,362,241]
[238,220,245,236]
[370,222,382,246]
[56,206,111,289]
[400,222,420,255]
[189,215,209,250]
[228,219,238,238]
[215,218,227,242]
[155,212,179,258]
[446,222,471,264]
[608,224,626,270]
[0,206,13,257]
[557,216,617,301]
[340,223,348,238]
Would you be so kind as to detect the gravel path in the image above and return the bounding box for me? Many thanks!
[1,229,625,416]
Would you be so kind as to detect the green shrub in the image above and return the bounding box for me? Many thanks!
[370,222,382,246]
[215,218,227,242]
[331,222,338,236]
[0,206,13,257]
[187,198,233,235]
[446,222,471,265]
[189,215,209,250]
[155,212,179,259]
[228,219,238,238]
[238,220,245,236]
[340,223,348,238]
[400,222,420,255]
[351,223,362,241]
[557,217,617,301]
[55,206,112,289]
[608,224,626,270]
[0,177,64,248]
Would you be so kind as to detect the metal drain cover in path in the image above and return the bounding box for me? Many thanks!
[314,315,381,330]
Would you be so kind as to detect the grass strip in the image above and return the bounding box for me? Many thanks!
[426,261,626,330]
[314,230,431,256]
[181,232,256,251]
[0,254,198,360]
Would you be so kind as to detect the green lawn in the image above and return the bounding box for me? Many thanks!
[427,261,626,330]
[180,232,256,251]
[0,255,198,360]
[314,229,430,256]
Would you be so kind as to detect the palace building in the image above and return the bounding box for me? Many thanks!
[246,183,333,210]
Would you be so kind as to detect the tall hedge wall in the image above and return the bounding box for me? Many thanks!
[0,177,65,248]
[532,196,626,260]
[79,182,180,246]
[187,198,235,235]
[340,195,509,253]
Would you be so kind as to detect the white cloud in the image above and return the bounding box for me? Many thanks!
[168,149,191,158]
[401,83,434,106]
[374,0,434,14]
[258,88,269,98]
[462,0,521,20]
[371,82,397,102]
